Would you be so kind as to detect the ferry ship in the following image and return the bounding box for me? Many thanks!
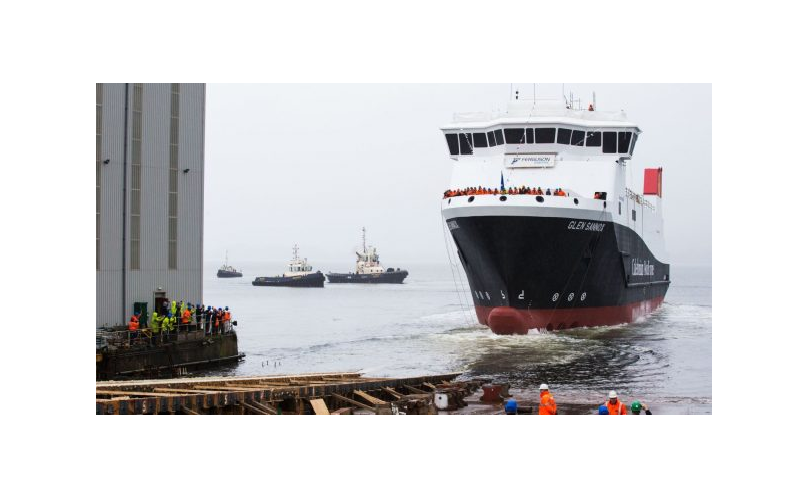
[326,228,408,284]
[441,96,669,334]
[252,245,325,287]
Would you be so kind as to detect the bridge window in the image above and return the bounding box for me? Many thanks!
[525,128,534,143]
[458,133,473,155]
[487,131,496,147]
[445,133,458,155]
[557,128,572,145]
[494,129,505,145]
[473,132,488,148]
[618,131,632,153]
[571,130,586,146]
[535,128,556,143]
[504,128,525,144]
[586,131,601,147]
[629,133,638,155]
[602,131,617,153]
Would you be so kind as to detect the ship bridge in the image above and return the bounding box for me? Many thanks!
[441,99,641,161]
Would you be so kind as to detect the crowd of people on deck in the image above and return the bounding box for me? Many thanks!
[443,186,569,198]
[127,299,234,345]
[503,384,653,415]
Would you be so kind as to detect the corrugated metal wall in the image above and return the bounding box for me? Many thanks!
[97,83,205,327]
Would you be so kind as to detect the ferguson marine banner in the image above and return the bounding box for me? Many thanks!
[504,153,556,168]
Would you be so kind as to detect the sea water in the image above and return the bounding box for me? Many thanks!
[201,261,711,414]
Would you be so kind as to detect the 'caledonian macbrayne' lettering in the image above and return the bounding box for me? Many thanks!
[567,220,606,232]
[631,258,655,276]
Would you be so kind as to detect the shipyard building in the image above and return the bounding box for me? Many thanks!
[96,83,205,328]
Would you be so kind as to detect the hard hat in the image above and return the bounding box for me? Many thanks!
[598,405,609,415]
[631,401,642,412]
[608,390,618,399]
[539,384,549,390]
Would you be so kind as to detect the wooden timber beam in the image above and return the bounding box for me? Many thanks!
[354,390,389,406]
[403,384,427,394]
[382,387,404,400]
[309,398,330,415]
[96,390,176,397]
[243,402,270,415]
[422,382,438,391]
[250,400,278,415]
[212,385,273,392]
[153,388,222,394]
[181,406,201,415]
[330,393,377,412]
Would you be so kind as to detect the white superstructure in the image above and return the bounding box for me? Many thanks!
[355,227,386,275]
[284,245,315,276]
[441,97,668,263]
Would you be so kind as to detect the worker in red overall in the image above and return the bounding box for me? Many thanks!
[605,391,627,415]
[538,384,557,415]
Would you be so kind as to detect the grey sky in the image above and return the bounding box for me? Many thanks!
[204,84,711,267]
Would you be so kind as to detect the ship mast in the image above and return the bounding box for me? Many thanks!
[225,250,228,267]
[293,244,299,261]
[362,227,367,254]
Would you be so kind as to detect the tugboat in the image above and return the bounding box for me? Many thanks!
[217,251,243,278]
[326,228,409,284]
[252,245,325,288]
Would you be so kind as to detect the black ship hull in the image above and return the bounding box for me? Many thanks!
[252,271,325,288]
[217,270,242,278]
[326,270,409,284]
[447,214,669,334]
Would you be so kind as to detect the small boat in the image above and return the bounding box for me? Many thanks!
[326,228,408,284]
[252,245,325,288]
[217,251,243,278]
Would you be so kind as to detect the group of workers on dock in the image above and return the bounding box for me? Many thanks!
[443,186,570,198]
[504,384,653,415]
[127,299,234,345]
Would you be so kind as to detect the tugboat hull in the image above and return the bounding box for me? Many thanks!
[326,270,408,284]
[252,271,326,288]
[217,270,242,278]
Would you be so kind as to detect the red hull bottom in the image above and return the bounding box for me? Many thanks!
[475,296,666,335]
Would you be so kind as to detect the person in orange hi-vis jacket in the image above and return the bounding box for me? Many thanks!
[604,391,628,415]
[538,384,557,415]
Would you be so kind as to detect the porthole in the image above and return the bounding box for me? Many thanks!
[552,293,559,301]
[567,292,574,302]
[499,195,507,201]
[574,198,579,205]
[536,196,544,203]
[468,196,475,202]
[580,292,587,301]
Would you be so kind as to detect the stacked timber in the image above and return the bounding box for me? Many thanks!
[97,372,473,415]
